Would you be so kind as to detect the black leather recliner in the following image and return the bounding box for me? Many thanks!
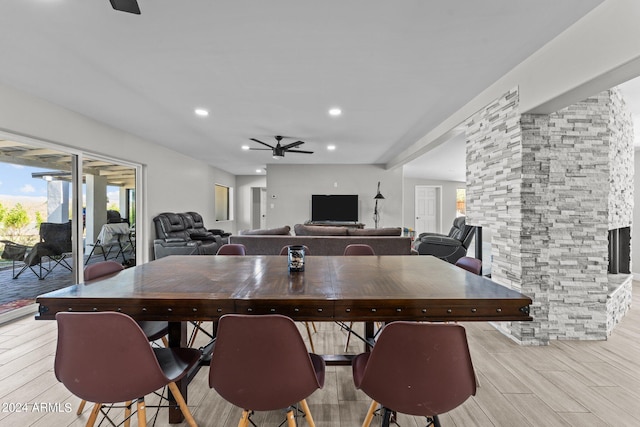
[184,212,231,244]
[413,216,476,264]
[153,212,222,259]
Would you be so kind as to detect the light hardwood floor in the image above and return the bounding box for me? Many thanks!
[0,284,639,427]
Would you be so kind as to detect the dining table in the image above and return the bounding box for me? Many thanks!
[36,254,533,423]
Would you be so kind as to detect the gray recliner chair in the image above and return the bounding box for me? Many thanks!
[153,212,222,259]
[413,216,476,264]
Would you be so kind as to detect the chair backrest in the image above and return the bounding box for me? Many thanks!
[184,211,207,231]
[279,245,311,256]
[153,212,189,241]
[216,244,246,255]
[84,260,124,281]
[97,222,130,244]
[455,256,482,275]
[449,217,476,249]
[343,244,375,256]
[107,209,127,224]
[209,314,325,411]
[354,322,476,417]
[55,312,169,404]
[39,221,72,253]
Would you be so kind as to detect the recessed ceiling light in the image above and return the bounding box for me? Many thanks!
[329,108,342,116]
[241,145,250,150]
[256,169,262,173]
[194,108,209,117]
[327,145,336,151]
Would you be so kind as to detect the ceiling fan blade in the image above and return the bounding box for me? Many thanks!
[287,150,314,154]
[281,140,305,150]
[249,148,272,151]
[109,0,141,14]
[250,138,274,149]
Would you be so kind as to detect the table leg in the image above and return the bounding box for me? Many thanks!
[365,321,375,352]
[168,321,187,424]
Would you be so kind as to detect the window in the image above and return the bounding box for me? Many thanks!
[456,188,466,217]
[215,184,233,221]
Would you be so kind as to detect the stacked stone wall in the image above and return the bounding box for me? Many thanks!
[466,87,633,344]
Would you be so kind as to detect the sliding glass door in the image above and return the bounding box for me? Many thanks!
[0,136,141,318]
[0,138,79,315]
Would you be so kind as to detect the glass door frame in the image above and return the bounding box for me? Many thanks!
[0,130,146,283]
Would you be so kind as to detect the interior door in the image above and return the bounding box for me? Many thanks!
[415,186,439,234]
[260,188,267,229]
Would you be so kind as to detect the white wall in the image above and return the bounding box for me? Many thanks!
[0,82,234,261]
[235,175,267,233]
[266,164,403,230]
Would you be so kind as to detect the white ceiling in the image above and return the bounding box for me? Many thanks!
[0,0,605,178]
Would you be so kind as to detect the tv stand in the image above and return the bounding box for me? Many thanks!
[305,221,365,229]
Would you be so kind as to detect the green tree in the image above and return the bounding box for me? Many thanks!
[3,203,30,241]
[0,202,6,224]
[35,211,44,229]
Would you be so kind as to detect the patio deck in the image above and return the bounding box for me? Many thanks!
[0,248,134,313]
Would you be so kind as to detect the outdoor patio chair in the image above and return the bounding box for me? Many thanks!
[10,221,73,280]
[1,240,32,279]
[85,222,133,265]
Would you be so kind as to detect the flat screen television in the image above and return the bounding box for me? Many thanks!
[311,194,359,222]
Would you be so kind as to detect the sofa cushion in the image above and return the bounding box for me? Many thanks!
[347,227,402,236]
[294,224,348,236]
[239,225,291,235]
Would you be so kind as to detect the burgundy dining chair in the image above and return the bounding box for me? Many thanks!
[55,312,200,427]
[216,243,247,255]
[77,261,169,419]
[352,322,477,427]
[210,314,325,427]
[343,244,376,256]
[455,256,482,275]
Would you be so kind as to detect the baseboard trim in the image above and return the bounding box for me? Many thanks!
[0,303,38,326]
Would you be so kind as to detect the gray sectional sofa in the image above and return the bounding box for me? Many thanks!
[230,224,412,255]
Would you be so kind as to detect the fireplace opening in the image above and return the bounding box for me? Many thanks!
[608,227,630,274]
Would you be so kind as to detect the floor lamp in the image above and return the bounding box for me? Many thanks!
[373,181,385,229]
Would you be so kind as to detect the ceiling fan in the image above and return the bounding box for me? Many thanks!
[249,136,314,159]
[109,0,141,14]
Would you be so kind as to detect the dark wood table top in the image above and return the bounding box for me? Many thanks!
[36,255,532,322]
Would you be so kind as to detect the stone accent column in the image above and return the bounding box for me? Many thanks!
[466,87,633,344]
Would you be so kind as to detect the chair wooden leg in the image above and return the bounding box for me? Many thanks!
[168,381,198,427]
[161,336,169,347]
[124,400,132,427]
[304,322,316,353]
[362,400,378,427]
[237,410,250,427]
[85,403,101,427]
[137,399,147,427]
[76,399,87,415]
[299,399,316,427]
[286,408,297,427]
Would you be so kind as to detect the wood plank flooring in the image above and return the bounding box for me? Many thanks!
[0,283,638,427]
